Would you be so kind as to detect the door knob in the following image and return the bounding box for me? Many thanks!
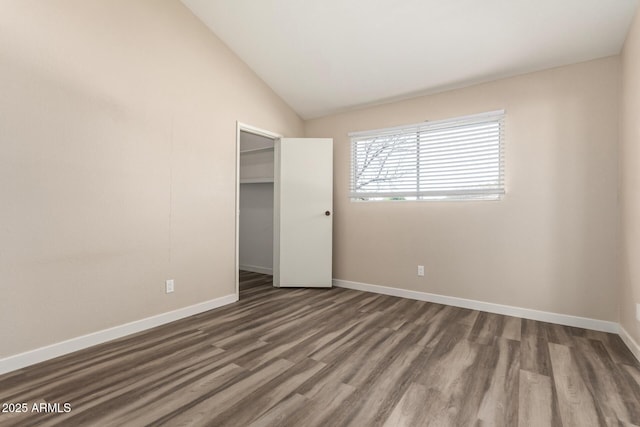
[325,211,331,216]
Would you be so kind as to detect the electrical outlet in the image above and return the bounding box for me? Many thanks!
[636,303,640,322]
[166,279,174,294]
[417,265,425,277]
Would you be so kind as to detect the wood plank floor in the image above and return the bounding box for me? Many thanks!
[1,271,639,426]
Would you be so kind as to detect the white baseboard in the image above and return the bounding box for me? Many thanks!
[332,279,619,334]
[618,325,640,362]
[239,264,273,275]
[2,281,637,377]
[0,293,238,376]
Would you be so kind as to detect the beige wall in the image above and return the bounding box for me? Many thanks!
[0,0,303,357]
[620,7,640,343]
[0,0,632,362]
[306,57,620,321]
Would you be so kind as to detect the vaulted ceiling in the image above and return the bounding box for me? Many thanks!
[182,0,638,119]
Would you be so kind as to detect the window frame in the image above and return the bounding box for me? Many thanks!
[348,110,505,202]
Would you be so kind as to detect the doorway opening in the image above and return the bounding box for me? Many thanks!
[235,123,281,299]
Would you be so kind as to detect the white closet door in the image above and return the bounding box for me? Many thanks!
[274,138,333,287]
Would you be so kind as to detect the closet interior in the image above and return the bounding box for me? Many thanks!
[238,131,275,277]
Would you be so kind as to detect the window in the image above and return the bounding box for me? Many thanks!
[349,110,505,201]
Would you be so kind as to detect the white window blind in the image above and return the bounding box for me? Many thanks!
[349,110,505,201]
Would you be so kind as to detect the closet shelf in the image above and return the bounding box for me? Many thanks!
[240,178,274,184]
[240,146,274,154]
